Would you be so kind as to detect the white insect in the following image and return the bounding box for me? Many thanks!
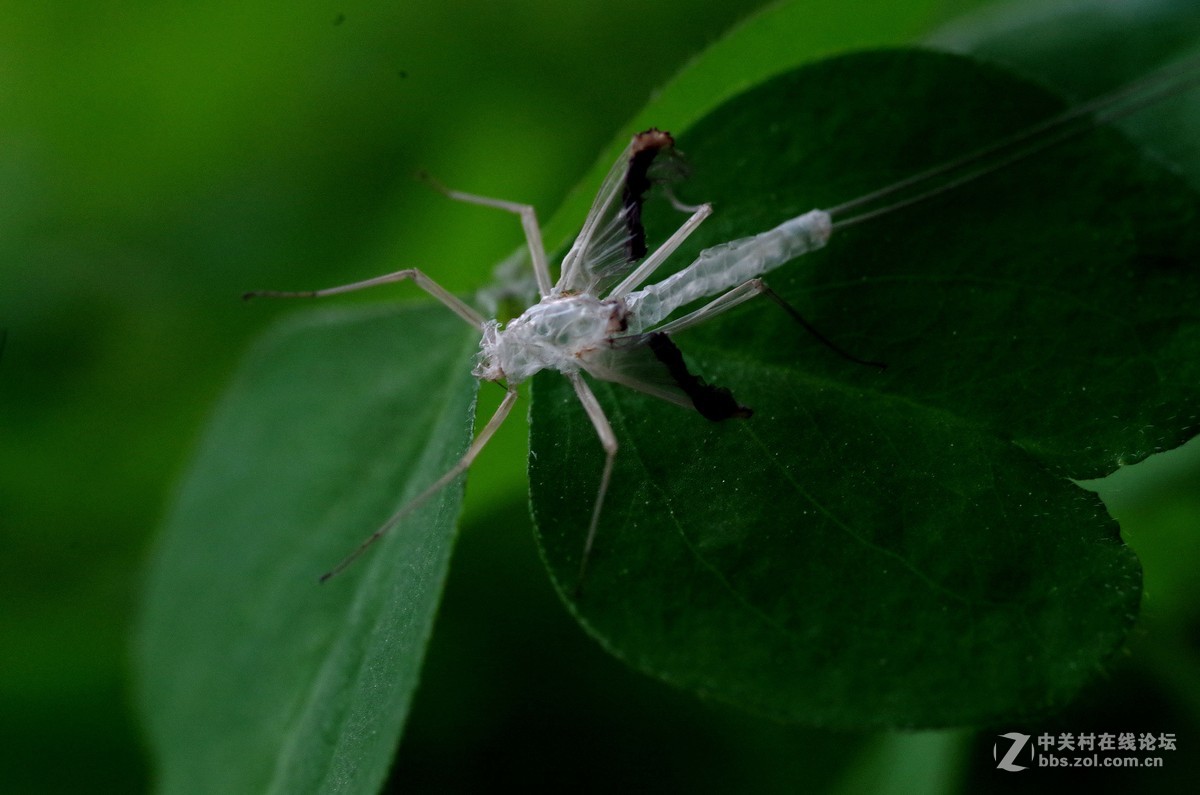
[246,57,1199,584]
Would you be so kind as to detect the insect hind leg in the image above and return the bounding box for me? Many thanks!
[758,284,886,369]
[649,278,886,369]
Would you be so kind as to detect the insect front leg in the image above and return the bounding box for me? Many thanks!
[243,268,486,329]
[566,371,618,588]
[420,174,553,298]
[320,385,520,582]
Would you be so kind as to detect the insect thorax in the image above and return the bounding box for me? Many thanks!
[473,293,628,384]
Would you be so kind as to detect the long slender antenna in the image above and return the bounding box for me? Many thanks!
[828,53,1200,228]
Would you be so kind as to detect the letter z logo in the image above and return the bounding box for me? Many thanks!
[994,732,1033,772]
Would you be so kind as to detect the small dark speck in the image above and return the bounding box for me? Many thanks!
[333,13,345,26]
[398,70,408,79]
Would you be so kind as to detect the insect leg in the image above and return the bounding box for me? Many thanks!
[608,202,712,298]
[566,371,618,586]
[320,386,520,582]
[421,175,553,298]
[244,268,486,328]
[664,185,706,214]
[649,278,768,335]
[649,278,885,368]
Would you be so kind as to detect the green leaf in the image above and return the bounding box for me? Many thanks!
[134,306,478,793]
[927,0,1200,189]
[530,49,1200,727]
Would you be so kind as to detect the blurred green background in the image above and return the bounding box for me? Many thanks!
[3,0,1199,792]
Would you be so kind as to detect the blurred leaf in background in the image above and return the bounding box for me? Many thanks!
[5,0,1200,793]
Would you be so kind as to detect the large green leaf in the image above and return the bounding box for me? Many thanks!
[530,49,1200,727]
[135,306,478,793]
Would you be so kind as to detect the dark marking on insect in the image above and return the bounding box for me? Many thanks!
[647,332,752,422]
[622,128,675,262]
[604,301,630,334]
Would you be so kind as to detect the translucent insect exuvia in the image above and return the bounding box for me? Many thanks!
[245,55,1200,584]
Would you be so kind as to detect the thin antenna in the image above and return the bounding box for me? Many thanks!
[828,53,1200,228]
